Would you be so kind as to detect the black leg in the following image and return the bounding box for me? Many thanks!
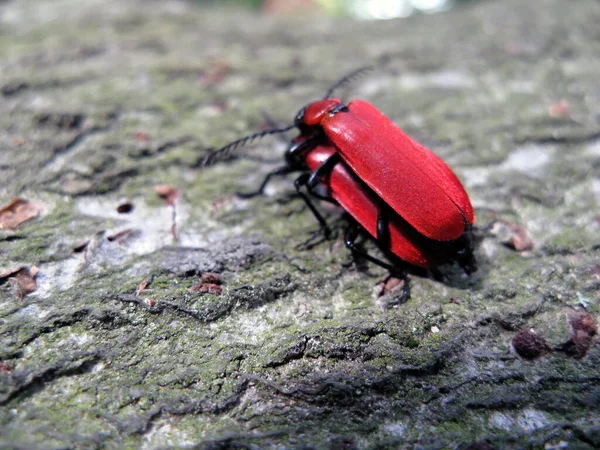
[307,153,341,189]
[344,222,410,305]
[294,173,332,239]
[375,203,410,305]
[285,130,327,160]
[237,165,296,199]
[301,153,342,204]
[305,185,337,204]
[287,139,316,158]
[344,222,395,271]
[292,152,344,238]
[376,202,391,251]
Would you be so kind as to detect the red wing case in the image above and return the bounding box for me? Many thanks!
[348,100,474,224]
[322,100,473,241]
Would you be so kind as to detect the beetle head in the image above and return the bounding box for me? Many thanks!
[293,106,310,135]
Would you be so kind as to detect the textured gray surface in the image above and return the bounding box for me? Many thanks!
[1,0,599,448]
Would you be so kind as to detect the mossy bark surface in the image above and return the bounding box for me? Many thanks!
[1,0,599,448]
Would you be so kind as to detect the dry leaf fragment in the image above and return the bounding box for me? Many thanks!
[512,329,550,359]
[570,312,598,337]
[500,219,534,252]
[201,272,222,284]
[135,130,149,141]
[0,361,12,373]
[136,280,148,296]
[155,184,179,242]
[0,265,39,299]
[548,100,570,118]
[0,197,41,230]
[155,184,178,206]
[378,276,404,296]
[192,282,222,296]
[557,312,598,359]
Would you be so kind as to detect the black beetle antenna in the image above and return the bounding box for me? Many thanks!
[202,124,295,167]
[322,65,374,100]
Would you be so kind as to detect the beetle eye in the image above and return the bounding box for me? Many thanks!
[294,107,307,126]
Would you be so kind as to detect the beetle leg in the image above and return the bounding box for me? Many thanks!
[376,202,391,251]
[344,222,410,305]
[286,130,327,160]
[375,203,411,305]
[301,155,340,204]
[237,165,296,199]
[294,173,332,239]
[305,186,337,204]
[306,153,341,190]
[294,152,342,205]
[287,138,316,157]
[344,222,395,271]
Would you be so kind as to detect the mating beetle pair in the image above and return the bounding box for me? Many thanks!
[204,69,476,303]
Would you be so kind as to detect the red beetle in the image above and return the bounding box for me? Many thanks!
[204,70,476,303]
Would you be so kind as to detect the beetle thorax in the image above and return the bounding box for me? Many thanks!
[301,99,343,126]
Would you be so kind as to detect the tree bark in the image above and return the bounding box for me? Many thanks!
[1,0,599,448]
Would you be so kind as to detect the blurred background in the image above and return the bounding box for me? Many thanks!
[198,0,477,19]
